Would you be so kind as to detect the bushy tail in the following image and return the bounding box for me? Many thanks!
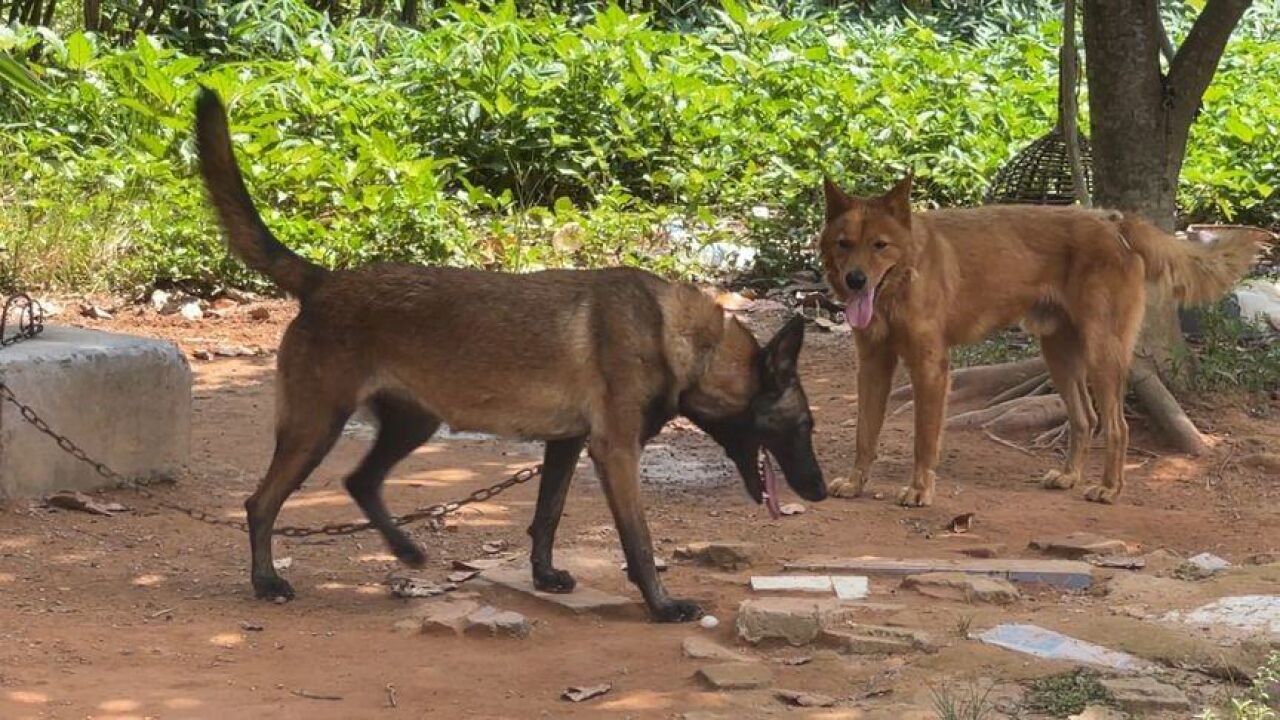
[194,87,325,299]
[1120,216,1261,305]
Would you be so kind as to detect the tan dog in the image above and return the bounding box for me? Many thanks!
[819,174,1257,506]
[194,88,826,622]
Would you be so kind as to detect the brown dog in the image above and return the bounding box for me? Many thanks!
[819,174,1257,506]
[194,88,826,622]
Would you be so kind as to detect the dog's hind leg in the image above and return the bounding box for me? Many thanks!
[247,397,350,602]
[1040,325,1092,491]
[528,436,587,593]
[343,392,441,567]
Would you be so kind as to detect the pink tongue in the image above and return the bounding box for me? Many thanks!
[762,453,782,520]
[845,287,876,329]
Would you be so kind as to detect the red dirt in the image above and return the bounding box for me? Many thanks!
[1,297,1277,719]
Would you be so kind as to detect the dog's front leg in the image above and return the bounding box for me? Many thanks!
[528,436,587,593]
[901,343,949,507]
[833,340,898,498]
[589,435,702,622]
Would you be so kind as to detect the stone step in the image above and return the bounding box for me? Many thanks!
[785,555,1092,589]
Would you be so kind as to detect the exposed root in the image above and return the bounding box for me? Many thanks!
[889,357,1047,404]
[1129,358,1207,456]
[946,395,1067,433]
[985,371,1051,409]
[984,430,1036,456]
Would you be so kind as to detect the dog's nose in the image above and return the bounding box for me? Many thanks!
[845,269,867,292]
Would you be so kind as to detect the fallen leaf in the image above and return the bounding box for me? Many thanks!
[45,491,125,516]
[946,512,975,534]
[562,684,611,702]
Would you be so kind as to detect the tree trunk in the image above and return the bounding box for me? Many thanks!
[83,0,100,31]
[399,0,418,26]
[1082,0,1252,455]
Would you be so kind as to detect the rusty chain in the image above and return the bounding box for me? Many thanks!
[0,293,541,537]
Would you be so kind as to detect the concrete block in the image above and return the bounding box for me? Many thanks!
[1,326,191,498]
[477,563,636,615]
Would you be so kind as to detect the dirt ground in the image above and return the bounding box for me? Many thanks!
[2,296,1278,720]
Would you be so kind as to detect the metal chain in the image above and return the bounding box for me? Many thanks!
[0,293,541,537]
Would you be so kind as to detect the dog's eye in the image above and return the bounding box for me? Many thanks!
[873,239,889,250]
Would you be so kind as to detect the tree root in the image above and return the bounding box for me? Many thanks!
[947,395,1067,433]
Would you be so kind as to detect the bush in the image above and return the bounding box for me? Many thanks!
[1,0,1276,292]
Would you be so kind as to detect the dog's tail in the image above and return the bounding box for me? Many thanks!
[1120,216,1260,305]
[194,87,325,299]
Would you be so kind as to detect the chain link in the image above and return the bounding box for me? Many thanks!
[0,293,541,537]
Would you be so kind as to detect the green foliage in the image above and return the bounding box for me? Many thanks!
[0,0,1277,293]
[1021,669,1113,717]
[930,678,998,720]
[1186,302,1280,393]
[1197,652,1280,720]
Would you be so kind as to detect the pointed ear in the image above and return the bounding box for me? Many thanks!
[881,171,913,226]
[764,314,805,385]
[823,176,851,222]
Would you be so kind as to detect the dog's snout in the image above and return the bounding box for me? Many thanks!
[845,269,867,292]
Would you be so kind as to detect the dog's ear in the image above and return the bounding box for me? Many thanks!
[764,314,805,385]
[880,171,913,227]
[823,176,851,222]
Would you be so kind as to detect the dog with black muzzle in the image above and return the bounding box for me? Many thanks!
[194,88,825,622]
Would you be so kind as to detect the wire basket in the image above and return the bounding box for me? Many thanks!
[985,126,1093,206]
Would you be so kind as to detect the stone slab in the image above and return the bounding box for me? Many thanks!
[901,572,1020,604]
[0,326,191,498]
[975,623,1155,673]
[695,662,772,690]
[1029,532,1128,559]
[785,556,1092,589]
[477,563,637,615]
[1099,676,1190,714]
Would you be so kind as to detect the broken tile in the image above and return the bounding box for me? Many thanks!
[1100,676,1190,714]
[975,623,1154,672]
[1166,595,1280,637]
[477,563,634,614]
[785,556,1092,589]
[695,662,772,690]
[682,636,752,663]
[1028,532,1128,560]
[750,576,832,593]
[901,572,1020,604]
[831,576,869,600]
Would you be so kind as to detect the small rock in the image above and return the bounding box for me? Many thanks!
[1099,676,1190,714]
[150,289,171,311]
[776,689,836,708]
[179,301,204,321]
[901,572,1020,604]
[957,544,1005,559]
[682,636,752,663]
[695,662,772,690]
[273,557,293,571]
[193,349,214,361]
[418,600,482,635]
[248,306,271,321]
[736,597,825,646]
[464,606,530,639]
[1029,532,1128,559]
[674,541,759,570]
[481,540,508,554]
[779,503,806,516]
[1184,552,1231,576]
[79,303,113,320]
[699,615,719,630]
[1085,554,1146,569]
[239,620,264,632]
[1244,552,1279,566]
[1140,548,1183,575]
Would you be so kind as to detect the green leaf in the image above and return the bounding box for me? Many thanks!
[721,0,747,28]
[0,54,44,97]
[1225,116,1256,143]
[66,32,93,70]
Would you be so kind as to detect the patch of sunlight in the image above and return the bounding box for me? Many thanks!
[1147,455,1200,483]
[6,690,49,704]
[0,572,16,584]
[357,553,397,563]
[209,633,244,648]
[283,491,349,509]
[0,536,35,550]
[98,699,141,712]
[132,574,165,587]
[163,698,203,710]
[597,690,678,711]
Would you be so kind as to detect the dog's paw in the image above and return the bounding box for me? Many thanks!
[1083,484,1119,504]
[652,598,704,623]
[897,485,934,507]
[533,568,576,594]
[828,469,869,499]
[252,575,295,603]
[392,541,428,568]
[1041,469,1080,490]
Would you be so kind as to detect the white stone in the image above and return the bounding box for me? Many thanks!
[750,575,832,593]
[831,576,870,600]
[0,326,191,498]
